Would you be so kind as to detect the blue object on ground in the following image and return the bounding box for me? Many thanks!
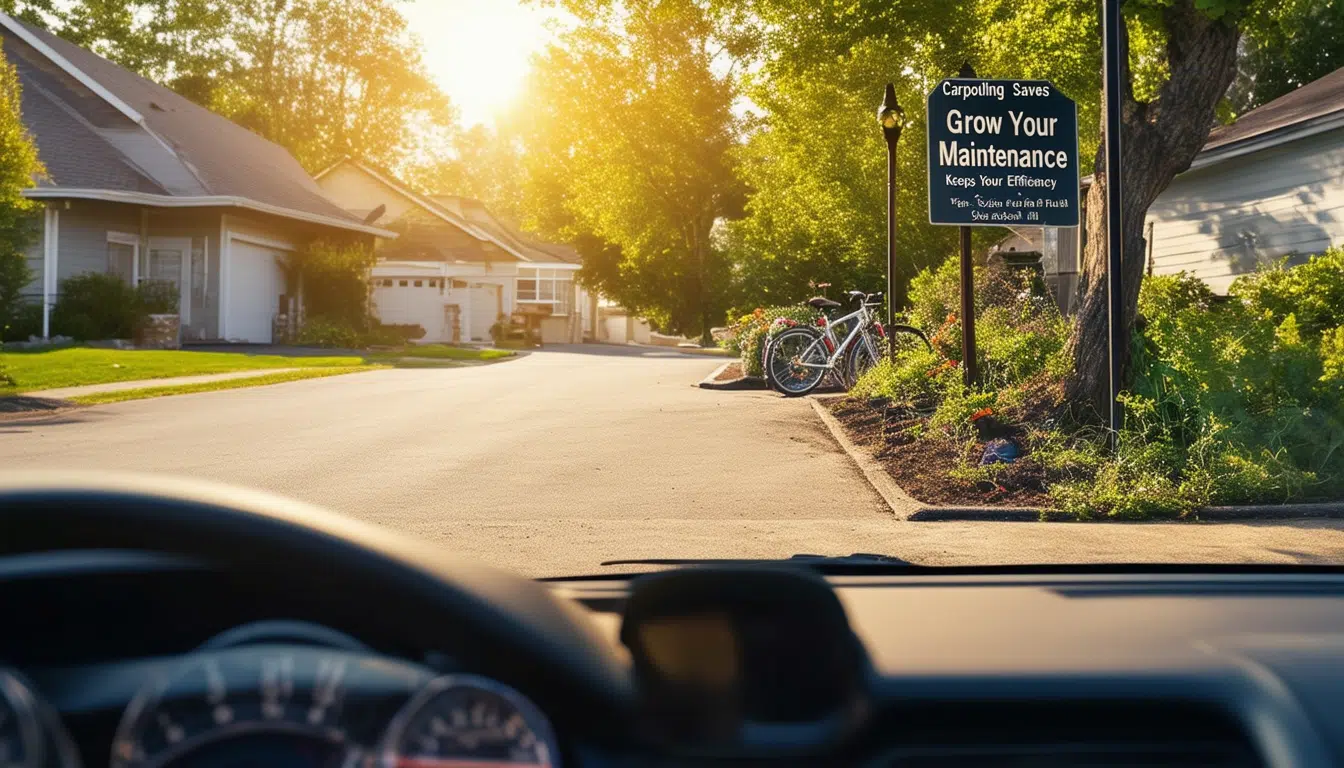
[980,438,1020,465]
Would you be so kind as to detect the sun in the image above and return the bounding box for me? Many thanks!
[401,0,556,128]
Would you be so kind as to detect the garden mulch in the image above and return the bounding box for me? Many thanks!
[825,396,1053,509]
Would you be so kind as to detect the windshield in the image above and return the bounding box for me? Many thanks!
[0,0,1340,578]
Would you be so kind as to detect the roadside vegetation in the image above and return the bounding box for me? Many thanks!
[834,249,1344,518]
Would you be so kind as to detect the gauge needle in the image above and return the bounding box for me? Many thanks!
[396,759,550,768]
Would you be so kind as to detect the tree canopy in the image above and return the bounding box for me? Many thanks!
[0,40,43,338]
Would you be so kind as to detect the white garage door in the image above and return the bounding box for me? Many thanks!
[372,278,448,342]
[470,284,500,342]
[227,240,286,344]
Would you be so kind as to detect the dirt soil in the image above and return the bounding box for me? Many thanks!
[827,397,1053,508]
[714,362,747,381]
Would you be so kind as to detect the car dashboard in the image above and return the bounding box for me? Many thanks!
[6,551,1344,767]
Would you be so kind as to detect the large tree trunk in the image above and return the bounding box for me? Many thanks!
[1065,1,1241,418]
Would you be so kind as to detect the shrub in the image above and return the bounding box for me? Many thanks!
[294,241,377,331]
[2,300,39,342]
[1231,248,1344,338]
[295,316,362,348]
[730,304,816,377]
[136,279,179,315]
[51,272,138,340]
[848,251,1344,519]
[361,324,426,347]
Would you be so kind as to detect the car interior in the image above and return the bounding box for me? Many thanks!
[1,474,1341,768]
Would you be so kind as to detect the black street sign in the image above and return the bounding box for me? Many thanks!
[927,78,1079,227]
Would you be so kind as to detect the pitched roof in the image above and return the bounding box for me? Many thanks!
[1205,66,1344,153]
[433,195,582,265]
[0,13,392,237]
[316,158,581,265]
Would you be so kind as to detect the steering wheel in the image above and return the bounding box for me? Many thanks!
[0,472,634,723]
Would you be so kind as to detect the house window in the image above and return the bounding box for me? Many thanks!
[106,232,139,283]
[399,280,408,287]
[414,280,423,287]
[382,279,393,287]
[516,267,574,316]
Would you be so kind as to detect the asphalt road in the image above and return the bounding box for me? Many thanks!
[5,345,1344,576]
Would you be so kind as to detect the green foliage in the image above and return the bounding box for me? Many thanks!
[295,315,362,349]
[0,42,43,362]
[850,254,1344,518]
[728,304,816,377]
[2,301,41,342]
[513,0,743,341]
[1229,0,1344,115]
[135,279,179,315]
[292,240,376,331]
[1230,248,1344,339]
[51,273,139,340]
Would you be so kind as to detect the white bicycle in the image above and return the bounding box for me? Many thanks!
[765,291,929,397]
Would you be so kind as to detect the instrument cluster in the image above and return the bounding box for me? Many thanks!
[3,625,561,768]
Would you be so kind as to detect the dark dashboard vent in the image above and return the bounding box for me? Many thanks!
[881,743,1258,767]
[865,701,1261,768]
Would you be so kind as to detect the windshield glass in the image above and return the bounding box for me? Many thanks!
[0,0,1340,577]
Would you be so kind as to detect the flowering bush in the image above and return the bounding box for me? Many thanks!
[729,304,816,377]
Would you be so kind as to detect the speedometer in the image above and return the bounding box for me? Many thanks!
[111,650,362,768]
[379,676,559,768]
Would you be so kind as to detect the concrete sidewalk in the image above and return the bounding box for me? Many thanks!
[34,368,303,400]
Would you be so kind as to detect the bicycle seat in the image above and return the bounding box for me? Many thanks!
[807,296,842,310]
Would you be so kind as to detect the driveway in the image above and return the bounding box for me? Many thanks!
[4,344,1344,576]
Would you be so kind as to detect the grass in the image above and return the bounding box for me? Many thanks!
[0,348,365,394]
[67,366,383,405]
[0,344,515,395]
[369,344,515,362]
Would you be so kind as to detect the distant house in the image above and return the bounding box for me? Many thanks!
[1,12,394,343]
[314,158,596,345]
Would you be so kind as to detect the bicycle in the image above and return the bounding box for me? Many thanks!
[765,291,931,397]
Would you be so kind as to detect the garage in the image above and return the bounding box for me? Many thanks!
[226,240,287,344]
[469,283,501,342]
[372,277,450,342]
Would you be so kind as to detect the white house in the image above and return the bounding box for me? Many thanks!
[315,159,596,344]
[1142,65,1344,292]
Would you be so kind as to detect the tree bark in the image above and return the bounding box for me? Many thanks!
[1065,0,1242,418]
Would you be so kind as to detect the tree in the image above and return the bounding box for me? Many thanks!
[0,41,43,342]
[1230,0,1344,114]
[1063,1,1243,415]
[21,0,455,174]
[519,0,746,341]
[0,0,56,27]
[407,123,528,223]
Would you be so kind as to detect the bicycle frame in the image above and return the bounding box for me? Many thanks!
[793,302,879,370]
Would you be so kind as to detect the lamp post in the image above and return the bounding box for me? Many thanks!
[878,83,905,361]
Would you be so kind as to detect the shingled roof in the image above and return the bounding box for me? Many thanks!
[1204,66,1344,154]
[0,13,392,237]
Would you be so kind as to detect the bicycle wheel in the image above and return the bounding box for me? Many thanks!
[767,327,830,397]
[845,332,882,389]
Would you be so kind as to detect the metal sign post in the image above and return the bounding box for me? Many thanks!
[927,71,1080,387]
[957,63,979,387]
[1103,0,1126,450]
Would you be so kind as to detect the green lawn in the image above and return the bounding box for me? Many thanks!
[369,344,515,362]
[0,348,365,394]
[68,366,382,405]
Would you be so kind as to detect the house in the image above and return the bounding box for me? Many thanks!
[1,12,395,343]
[315,158,596,344]
[1141,65,1344,292]
[988,66,1344,307]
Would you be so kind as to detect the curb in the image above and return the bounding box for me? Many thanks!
[1196,503,1344,521]
[809,398,921,519]
[810,397,1344,524]
[697,362,767,391]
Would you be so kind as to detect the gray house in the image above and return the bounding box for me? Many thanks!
[1,12,395,343]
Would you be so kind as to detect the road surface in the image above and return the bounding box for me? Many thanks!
[4,345,1344,576]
